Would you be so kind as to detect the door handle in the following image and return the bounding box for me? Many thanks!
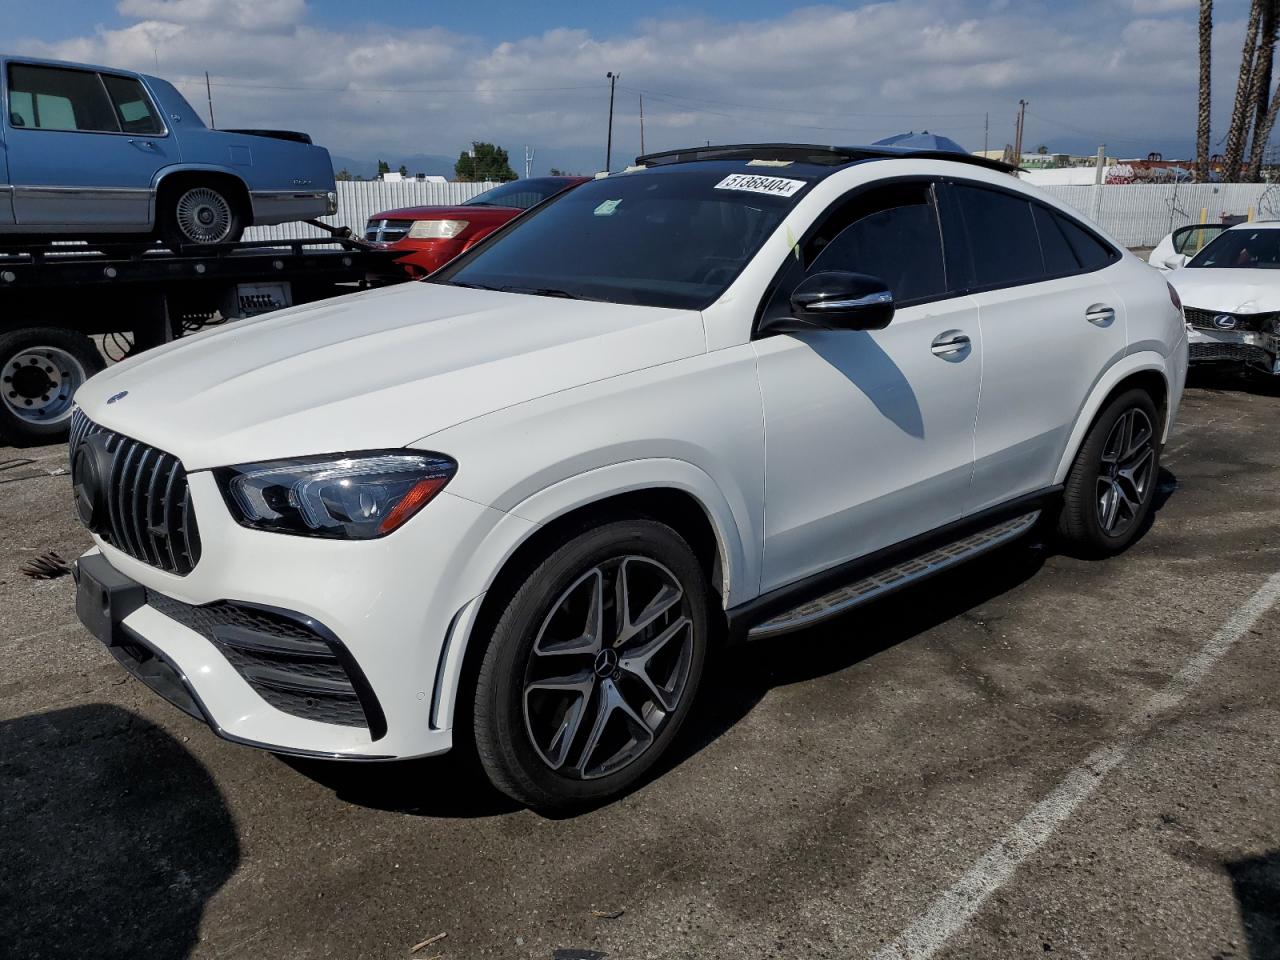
[931,330,971,359]
[1086,304,1115,326]
[127,139,156,150]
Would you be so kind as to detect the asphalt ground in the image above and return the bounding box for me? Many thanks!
[2,367,1278,960]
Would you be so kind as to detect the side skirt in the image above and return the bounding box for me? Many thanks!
[727,488,1059,643]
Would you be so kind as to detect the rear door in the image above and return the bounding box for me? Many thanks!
[5,61,177,227]
[940,180,1128,512]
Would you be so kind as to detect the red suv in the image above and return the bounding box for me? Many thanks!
[365,176,590,277]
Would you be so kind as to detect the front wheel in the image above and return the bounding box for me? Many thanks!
[472,518,711,811]
[161,184,244,248]
[1057,388,1161,557]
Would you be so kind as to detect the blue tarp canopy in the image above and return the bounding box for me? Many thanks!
[872,131,968,154]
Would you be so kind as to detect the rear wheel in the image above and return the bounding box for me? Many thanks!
[1057,388,1161,557]
[472,518,711,811]
[161,183,244,248]
[0,328,104,444]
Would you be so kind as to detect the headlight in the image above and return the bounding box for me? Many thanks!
[217,452,456,539]
[407,219,469,239]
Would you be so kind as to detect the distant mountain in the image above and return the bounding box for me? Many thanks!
[329,154,458,179]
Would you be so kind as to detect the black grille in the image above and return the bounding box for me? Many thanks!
[364,218,412,243]
[1189,341,1272,364]
[1183,306,1275,332]
[146,591,385,736]
[69,409,201,576]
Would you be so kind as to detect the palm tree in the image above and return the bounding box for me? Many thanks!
[1248,0,1280,179]
[1223,0,1263,180]
[1197,0,1213,181]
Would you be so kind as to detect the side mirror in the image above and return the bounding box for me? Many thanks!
[765,271,895,334]
[1162,255,1187,270]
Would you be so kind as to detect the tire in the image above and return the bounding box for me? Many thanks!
[0,328,105,445]
[1057,387,1161,557]
[160,182,244,248]
[472,517,711,811]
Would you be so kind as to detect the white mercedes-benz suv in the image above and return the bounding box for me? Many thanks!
[69,144,1188,810]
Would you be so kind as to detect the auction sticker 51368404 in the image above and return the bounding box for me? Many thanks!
[714,173,806,197]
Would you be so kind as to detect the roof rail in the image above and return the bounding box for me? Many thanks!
[634,142,1016,174]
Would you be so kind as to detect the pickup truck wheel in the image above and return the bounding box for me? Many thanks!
[1057,388,1161,557]
[473,518,710,811]
[0,328,104,444]
[162,184,244,248]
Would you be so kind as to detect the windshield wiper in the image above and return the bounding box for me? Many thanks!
[443,280,501,291]
[498,285,582,300]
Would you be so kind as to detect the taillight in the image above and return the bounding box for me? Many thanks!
[1167,281,1183,314]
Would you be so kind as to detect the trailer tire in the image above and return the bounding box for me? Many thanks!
[0,328,104,445]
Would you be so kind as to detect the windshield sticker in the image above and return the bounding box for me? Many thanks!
[594,198,622,216]
[714,173,806,197]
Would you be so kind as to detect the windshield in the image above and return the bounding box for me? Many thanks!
[436,169,812,309]
[1187,227,1280,268]
[463,178,576,210]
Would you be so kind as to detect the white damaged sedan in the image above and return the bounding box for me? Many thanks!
[1166,221,1280,374]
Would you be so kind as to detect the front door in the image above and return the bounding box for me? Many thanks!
[941,182,1131,512]
[5,62,176,228]
[753,181,982,592]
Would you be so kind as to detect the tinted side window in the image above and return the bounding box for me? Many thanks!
[101,74,163,135]
[1057,215,1116,270]
[7,64,119,132]
[953,184,1041,287]
[1032,204,1080,275]
[762,182,947,324]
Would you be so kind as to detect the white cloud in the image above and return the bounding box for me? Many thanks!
[1130,0,1197,13]
[116,0,306,32]
[8,0,1238,171]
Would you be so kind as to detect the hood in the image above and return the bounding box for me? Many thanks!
[1168,267,1280,313]
[369,204,517,221]
[74,283,706,470]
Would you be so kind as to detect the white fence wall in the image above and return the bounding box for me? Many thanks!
[244,180,499,241]
[247,178,1280,250]
[1040,182,1280,248]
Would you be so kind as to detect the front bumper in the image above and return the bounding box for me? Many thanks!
[73,468,532,760]
[1186,325,1280,374]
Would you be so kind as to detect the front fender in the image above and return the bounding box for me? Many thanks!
[1052,350,1176,484]
[429,458,755,735]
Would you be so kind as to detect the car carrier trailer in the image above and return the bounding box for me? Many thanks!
[0,234,401,444]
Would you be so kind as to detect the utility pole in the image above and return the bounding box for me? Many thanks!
[605,71,619,173]
[639,93,645,156]
[205,71,216,129]
[523,145,534,179]
[983,112,989,155]
[1013,99,1027,166]
[1094,144,1107,184]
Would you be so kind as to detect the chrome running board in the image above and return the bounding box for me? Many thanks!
[747,511,1040,640]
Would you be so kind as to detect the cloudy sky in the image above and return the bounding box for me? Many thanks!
[5,0,1261,174]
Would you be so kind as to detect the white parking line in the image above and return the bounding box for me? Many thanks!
[871,571,1280,960]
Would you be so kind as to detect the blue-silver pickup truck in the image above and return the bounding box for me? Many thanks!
[0,55,337,247]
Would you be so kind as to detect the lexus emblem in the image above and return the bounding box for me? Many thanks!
[106,390,129,404]
[1213,314,1238,330]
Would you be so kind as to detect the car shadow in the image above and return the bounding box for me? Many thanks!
[1225,849,1280,959]
[667,534,1051,772]
[1187,366,1280,397]
[0,704,239,960]
[279,748,521,818]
